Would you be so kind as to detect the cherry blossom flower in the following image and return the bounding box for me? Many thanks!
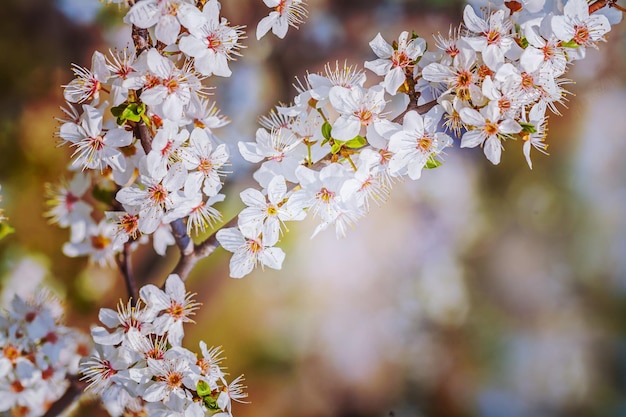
[139,274,200,346]
[216,227,286,278]
[256,0,308,40]
[179,0,245,77]
[459,101,522,164]
[388,107,453,180]
[364,31,427,95]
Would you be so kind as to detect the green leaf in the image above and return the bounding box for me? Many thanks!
[0,223,14,240]
[560,40,580,49]
[344,136,366,149]
[519,36,529,49]
[425,157,442,169]
[111,102,146,125]
[519,122,537,134]
[321,121,332,140]
[111,103,126,117]
[330,141,343,154]
[196,380,211,398]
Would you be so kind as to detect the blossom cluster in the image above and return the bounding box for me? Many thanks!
[0,292,89,417]
[214,0,622,277]
[81,274,246,417]
[47,0,623,281]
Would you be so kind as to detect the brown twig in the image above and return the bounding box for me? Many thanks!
[171,215,240,280]
[41,375,87,417]
[589,0,626,13]
[117,242,138,303]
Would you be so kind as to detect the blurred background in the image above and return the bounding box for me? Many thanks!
[1,0,626,416]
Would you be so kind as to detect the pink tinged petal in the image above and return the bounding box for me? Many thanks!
[460,130,486,148]
[482,76,499,101]
[407,159,425,180]
[499,119,522,134]
[143,382,168,402]
[166,322,184,346]
[369,33,393,58]
[483,44,505,71]
[229,249,255,278]
[523,140,533,169]
[421,63,454,83]
[384,67,407,95]
[126,1,159,28]
[459,107,484,127]
[332,116,361,141]
[260,247,285,270]
[91,326,124,345]
[105,128,133,148]
[155,15,181,45]
[364,59,392,76]
[99,308,120,328]
[178,4,206,30]
[520,47,545,73]
[462,36,488,53]
[238,141,264,163]
[140,284,171,312]
[587,15,611,39]
[184,172,204,196]
[240,188,267,208]
[402,110,425,135]
[116,186,146,206]
[263,217,281,244]
[179,36,208,58]
[204,52,232,77]
[388,153,408,175]
[463,5,487,33]
[483,136,502,164]
[272,15,289,39]
[256,14,277,40]
[165,274,186,302]
[216,227,246,252]
[147,49,173,79]
[524,25,545,48]
[92,51,110,81]
[564,0,589,20]
[329,86,359,115]
[82,105,104,136]
[267,175,287,204]
[551,16,574,41]
[138,205,162,234]
[482,102,500,122]
[163,95,186,121]
[140,85,168,105]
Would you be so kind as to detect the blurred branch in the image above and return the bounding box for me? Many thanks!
[41,375,87,417]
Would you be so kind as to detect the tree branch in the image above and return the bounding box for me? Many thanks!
[117,242,138,303]
[41,375,87,417]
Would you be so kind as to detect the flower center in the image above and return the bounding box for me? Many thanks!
[416,136,433,153]
[484,120,499,136]
[167,302,186,320]
[166,372,183,388]
[391,51,411,68]
[199,158,213,175]
[573,25,590,45]
[207,33,221,51]
[486,30,501,45]
[356,109,374,125]
[90,234,111,250]
[148,184,168,206]
[4,344,20,362]
[119,214,139,238]
[316,187,335,203]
